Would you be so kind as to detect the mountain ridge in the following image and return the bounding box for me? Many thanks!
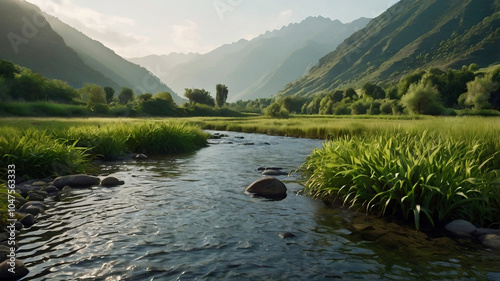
[278,0,500,97]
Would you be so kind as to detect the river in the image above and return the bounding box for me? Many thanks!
[17,131,500,280]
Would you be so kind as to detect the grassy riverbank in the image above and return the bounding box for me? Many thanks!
[0,118,210,180]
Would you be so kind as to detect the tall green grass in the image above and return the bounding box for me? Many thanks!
[0,121,209,179]
[302,131,500,230]
[0,128,91,179]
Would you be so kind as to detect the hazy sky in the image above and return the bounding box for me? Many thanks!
[26,0,399,58]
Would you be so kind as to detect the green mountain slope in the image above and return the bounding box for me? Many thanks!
[279,0,500,97]
[0,0,118,89]
[43,13,184,104]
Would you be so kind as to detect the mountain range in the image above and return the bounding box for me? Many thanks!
[0,0,182,103]
[278,0,500,97]
[129,16,371,102]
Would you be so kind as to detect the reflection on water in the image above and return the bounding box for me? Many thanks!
[17,131,500,280]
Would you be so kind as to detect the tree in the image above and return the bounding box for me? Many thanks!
[216,84,229,107]
[401,81,442,114]
[362,82,385,99]
[155,92,174,104]
[78,83,106,106]
[343,88,358,100]
[104,87,115,104]
[458,76,498,110]
[0,60,16,80]
[184,88,215,106]
[136,93,153,103]
[118,87,134,105]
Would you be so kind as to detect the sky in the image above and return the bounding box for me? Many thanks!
[26,0,399,58]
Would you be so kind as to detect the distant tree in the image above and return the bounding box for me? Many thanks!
[397,70,426,97]
[136,93,153,103]
[343,88,358,100]
[401,81,442,114]
[458,76,498,110]
[104,87,115,104]
[118,87,135,105]
[0,60,16,80]
[155,92,175,104]
[184,88,215,106]
[362,82,385,99]
[330,90,344,103]
[216,84,229,107]
[350,100,369,115]
[266,102,288,118]
[78,83,106,106]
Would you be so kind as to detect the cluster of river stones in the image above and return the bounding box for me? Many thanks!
[1,154,499,279]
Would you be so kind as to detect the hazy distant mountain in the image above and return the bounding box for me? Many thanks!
[279,0,500,97]
[128,52,201,79]
[42,13,184,103]
[131,16,370,102]
[0,0,118,89]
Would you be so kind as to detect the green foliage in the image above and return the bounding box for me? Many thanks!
[0,60,17,79]
[118,87,135,105]
[265,102,289,118]
[216,84,229,108]
[0,121,210,178]
[362,82,385,99]
[350,100,369,115]
[78,83,106,106]
[0,129,91,179]
[104,86,115,104]
[155,92,175,104]
[184,88,215,107]
[141,98,179,116]
[459,75,499,110]
[302,131,500,230]
[401,81,443,115]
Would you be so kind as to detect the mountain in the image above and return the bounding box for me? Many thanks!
[130,16,371,102]
[0,0,118,89]
[279,0,500,97]
[42,13,184,104]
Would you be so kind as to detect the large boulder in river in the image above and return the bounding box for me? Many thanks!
[0,259,29,280]
[445,219,477,237]
[245,177,287,200]
[53,174,100,188]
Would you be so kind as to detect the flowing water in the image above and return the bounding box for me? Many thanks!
[17,131,500,280]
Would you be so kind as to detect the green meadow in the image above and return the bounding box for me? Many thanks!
[1,116,499,230]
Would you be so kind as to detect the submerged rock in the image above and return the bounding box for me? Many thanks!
[245,177,287,200]
[279,232,296,239]
[257,167,283,171]
[53,174,101,188]
[479,234,500,250]
[135,154,148,160]
[262,169,288,176]
[100,177,125,187]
